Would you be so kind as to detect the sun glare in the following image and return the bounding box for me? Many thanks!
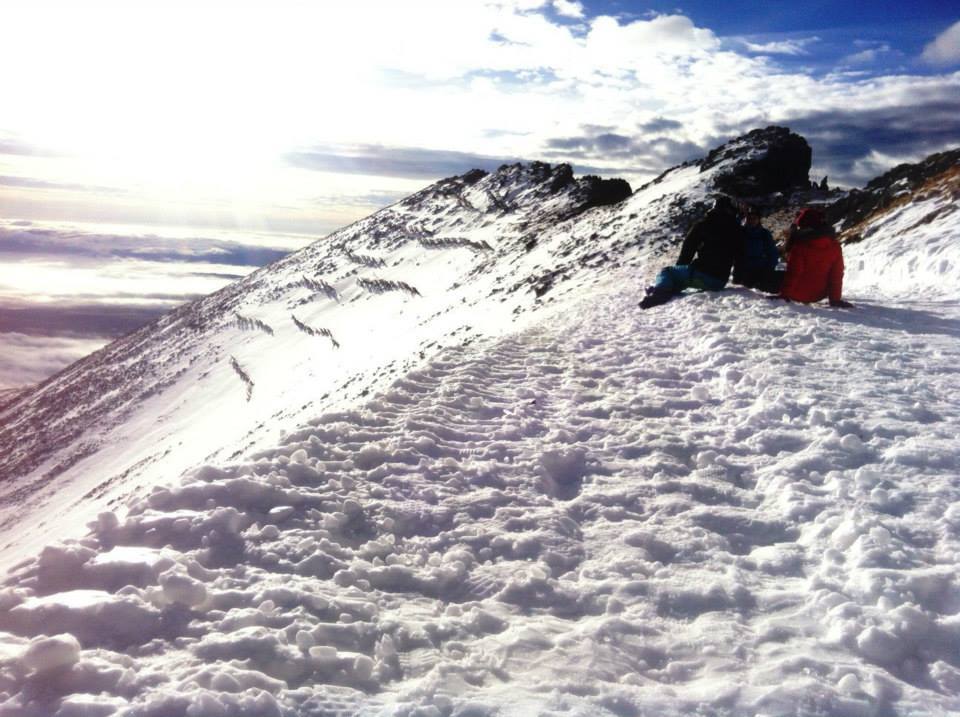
[0,2,373,194]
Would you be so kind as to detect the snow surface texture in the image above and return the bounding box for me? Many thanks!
[1,133,959,714]
[2,285,959,716]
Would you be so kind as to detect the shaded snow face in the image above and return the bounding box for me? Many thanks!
[1,283,959,715]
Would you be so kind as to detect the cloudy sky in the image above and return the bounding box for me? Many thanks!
[1,0,959,387]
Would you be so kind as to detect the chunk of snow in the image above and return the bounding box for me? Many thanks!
[159,571,207,607]
[22,633,81,672]
[4,590,162,647]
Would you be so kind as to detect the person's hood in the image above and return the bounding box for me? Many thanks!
[791,224,836,243]
[795,234,839,255]
[795,207,826,228]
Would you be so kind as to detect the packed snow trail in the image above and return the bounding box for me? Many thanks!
[1,284,960,716]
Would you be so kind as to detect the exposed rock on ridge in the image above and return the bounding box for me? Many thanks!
[702,126,812,196]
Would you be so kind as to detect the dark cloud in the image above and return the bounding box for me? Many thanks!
[0,225,291,267]
[785,100,960,185]
[639,117,684,133]
[647,137,704,163]
[110,244,288,266]
[580,123,618,134]
[549,92,960,188]
[0,303,169,339]
[546,137,590,151]
[287,145,521,179]
[36,291,205,303]
[289,142,630,183]
[187,271,246,281]
[543,130,702,171]
[596,133,633,152]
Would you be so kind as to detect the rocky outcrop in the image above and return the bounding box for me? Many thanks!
[702,126,812,196]
[580,176,633,209]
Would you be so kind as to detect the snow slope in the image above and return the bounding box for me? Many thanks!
[0,130,959,715]
[843,163,960,297]
[0,135,702,573]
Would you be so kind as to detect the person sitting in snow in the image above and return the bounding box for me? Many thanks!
[640,195,745,309]
[778,207,853,308]
[732,206,782,294]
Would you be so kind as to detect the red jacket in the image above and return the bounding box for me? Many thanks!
[781,233,845,304]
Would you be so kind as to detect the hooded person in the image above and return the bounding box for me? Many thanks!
[779,207,852,307]
[733,206,782,293]
[640,195,746,309]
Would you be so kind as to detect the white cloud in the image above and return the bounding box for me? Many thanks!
[741,38,816,56]
[842,43,890,65]
[0,333,105,389]
[922,20,960,66]
[1,0,959,227]
[553,0,584,19]
[844,49,879,64]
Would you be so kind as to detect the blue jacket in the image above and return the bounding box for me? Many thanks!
[734,225,779,283]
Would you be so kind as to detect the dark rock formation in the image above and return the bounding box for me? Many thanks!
[548,164,575,193]
[461,168,488,185]
[702,126,812,196]
[580,176,633,209]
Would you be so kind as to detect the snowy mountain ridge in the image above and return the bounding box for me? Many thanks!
[0,127,811,565]
[834,149,960,297]
[830,146,960,238]
[0,128,958,716]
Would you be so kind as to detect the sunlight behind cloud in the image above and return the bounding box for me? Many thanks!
[3,4,329,182]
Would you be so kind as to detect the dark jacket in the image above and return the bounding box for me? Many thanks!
[781,225,844,303]
[733,225,779,285]
[678,209,745,283]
